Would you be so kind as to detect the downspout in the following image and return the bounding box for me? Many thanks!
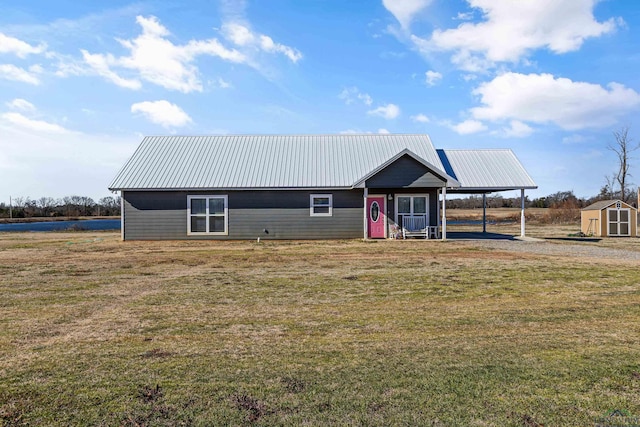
[363,187,368,240]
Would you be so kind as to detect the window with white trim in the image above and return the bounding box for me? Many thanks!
[310,194,333,216]
[187,195,228,235]
[396,194,428,228]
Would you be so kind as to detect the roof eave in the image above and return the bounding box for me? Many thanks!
[447,185,538,193]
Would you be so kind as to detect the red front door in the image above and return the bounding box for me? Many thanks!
[367,196,386,238]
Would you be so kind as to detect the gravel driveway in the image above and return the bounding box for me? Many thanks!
[474,238,640,261]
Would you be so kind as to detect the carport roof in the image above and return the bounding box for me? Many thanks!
[437,149,537,192]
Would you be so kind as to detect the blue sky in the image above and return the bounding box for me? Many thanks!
[1,0,639,202]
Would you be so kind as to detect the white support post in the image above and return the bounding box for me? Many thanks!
[120,191,125,241]
[482,193,487,233]
[363,187,368,240]
[520,189,526,237]
[436,189,441,232]
[442,187,447,240]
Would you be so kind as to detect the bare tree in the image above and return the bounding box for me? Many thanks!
[601,173,618,200]
[608,127,639,202]
[37,197,58,217]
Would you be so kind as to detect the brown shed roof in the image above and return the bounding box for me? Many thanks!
[582,199,636,211]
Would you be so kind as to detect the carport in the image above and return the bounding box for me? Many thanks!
[436,149,538,238]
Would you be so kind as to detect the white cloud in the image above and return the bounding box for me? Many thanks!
[6,99,36,112]
[562,134,589,144]
[0,33,46,57]
[222,22,302,63]
[259,35,302,62]
[81,50,141,90]
[1,112,70,134]
[413,0,619,72]
[0,118,136,199]
[425,70,442,86]
[217,77,232,88]
[470,73,640,130]
[131,100,192,128]
[411,113,430,123]
[455,12,474,21]
[382,0,433,29]
[82,15,246,93]
[368,103,400,119]
[500,120,533,138]
[378,128,391,134]
[450,119,487,135]
[223,22,255,46]
[339,87,373,106]
[0,64,41,84]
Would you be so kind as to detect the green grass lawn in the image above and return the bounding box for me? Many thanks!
[1,231,639,426]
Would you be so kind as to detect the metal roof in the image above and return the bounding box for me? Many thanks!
[109,134,537,192]
[109,134,446,190]
[437,149,537,192]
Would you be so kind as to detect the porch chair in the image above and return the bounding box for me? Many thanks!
[402,216,429,239]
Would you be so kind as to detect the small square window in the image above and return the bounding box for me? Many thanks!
[310,194,333,216]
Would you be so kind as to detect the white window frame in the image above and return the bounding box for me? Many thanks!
[395,193,429,226]
[310,194,333,217]
[187,195,228,235]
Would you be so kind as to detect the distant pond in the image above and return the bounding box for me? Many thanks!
[0,219,121,232]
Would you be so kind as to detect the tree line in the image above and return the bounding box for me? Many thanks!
[0,195,121,218]
[2,186,637,219]
[446,188,639,210]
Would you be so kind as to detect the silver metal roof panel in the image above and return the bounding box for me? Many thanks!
[110,134,446,190]
[437,149,537,191]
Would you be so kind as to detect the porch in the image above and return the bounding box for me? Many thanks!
[363,189,531,241]
[357,147,536,240]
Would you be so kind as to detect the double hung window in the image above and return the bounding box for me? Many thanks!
[310,194,333,216]
[187,195,228,235]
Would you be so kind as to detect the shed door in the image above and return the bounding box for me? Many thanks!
[367,196,386,238]
[607,207,630,236]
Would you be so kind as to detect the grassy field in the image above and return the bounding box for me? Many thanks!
[1,227,639,426]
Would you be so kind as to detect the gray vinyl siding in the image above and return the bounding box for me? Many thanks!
[365,155,446,188]
[123,190,363,240]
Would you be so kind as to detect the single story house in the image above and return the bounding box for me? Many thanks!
[581,199,637,237]
[109,134,537,240]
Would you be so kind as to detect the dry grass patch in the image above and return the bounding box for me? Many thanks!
[0,230,639,425]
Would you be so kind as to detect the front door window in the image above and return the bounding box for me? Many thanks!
[370,201,380,222]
